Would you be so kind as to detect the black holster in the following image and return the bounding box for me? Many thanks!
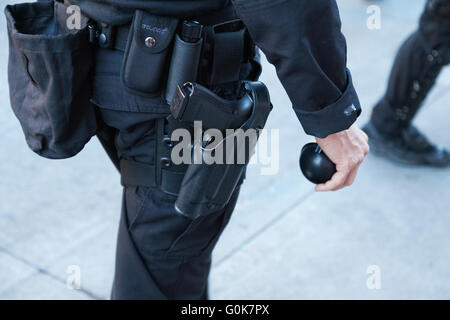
[170,81,272,220]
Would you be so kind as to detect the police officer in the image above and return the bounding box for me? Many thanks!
[363,0,450,167]
[67,0,369,299]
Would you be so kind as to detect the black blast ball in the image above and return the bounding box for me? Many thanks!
[299,143,337,184]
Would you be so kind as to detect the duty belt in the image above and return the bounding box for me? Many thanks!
[88,9,259,196]
[120,159,185,195]
[89,17,256,87]
[119,118,187,196]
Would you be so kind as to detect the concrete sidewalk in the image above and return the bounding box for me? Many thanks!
[1,0,449,299]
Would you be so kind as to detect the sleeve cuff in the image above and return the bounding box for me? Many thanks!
[294,69,361,138]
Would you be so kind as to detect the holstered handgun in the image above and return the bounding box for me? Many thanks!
[170,81,273,219]
[170,82,255,131]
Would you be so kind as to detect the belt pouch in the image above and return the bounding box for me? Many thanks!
[5,1,97,159]
[121,10,178,96]
[209,20,246,86]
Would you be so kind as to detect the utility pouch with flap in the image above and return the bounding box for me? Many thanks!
[121,10,179,96]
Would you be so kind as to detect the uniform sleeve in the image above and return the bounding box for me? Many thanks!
[231,0,361,138]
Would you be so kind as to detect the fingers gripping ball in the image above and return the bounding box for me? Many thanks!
[299,143,337,184]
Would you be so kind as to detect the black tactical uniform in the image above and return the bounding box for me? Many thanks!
[364,0,450,167]
[7,0,361,299]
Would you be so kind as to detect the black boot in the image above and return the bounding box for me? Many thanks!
[363,120,450,167]
[365,7,450,168]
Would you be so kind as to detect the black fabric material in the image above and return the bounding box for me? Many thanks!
[170,82,252,130]
[112,24,130,52]
[111,184,240,299]
[164,32,203,103]
[173,82,271,220]
[120,156,185,195]
[209,23,245,85]
[5,1,97,159]
[231,0,361,138]
[70,0,230,25]
[371,0,450,134]
[92,47,170,114]
[121,11,179,96]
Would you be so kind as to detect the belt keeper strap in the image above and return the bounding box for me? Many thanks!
[209,26,245,85]
[120,159,157,188]
[120,159,185,195]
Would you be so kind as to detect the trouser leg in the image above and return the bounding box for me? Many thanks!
[371,0,450,134]
[111,185,241,300]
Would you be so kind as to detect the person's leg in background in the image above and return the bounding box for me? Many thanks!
[364,0,450,167]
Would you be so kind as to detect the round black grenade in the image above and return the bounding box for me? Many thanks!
[299,143,336,184]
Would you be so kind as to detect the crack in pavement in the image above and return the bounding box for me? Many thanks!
[0,246,103,300]
[213,189,315,268]
[0,189,315,299]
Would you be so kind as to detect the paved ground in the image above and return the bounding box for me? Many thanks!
[0,0,449,299]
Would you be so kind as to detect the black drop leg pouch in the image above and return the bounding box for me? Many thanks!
[5,1,97,159]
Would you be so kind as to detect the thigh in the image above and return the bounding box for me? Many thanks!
[112,184,241,299]
[126,184,241,260]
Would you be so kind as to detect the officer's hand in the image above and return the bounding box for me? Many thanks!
[315,125,369,192]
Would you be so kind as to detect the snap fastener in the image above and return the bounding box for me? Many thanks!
[160,157,171,168]
[99,33,107,46]
[145,36,156,48]
[343,104,358,116]
[163,136,173,148]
